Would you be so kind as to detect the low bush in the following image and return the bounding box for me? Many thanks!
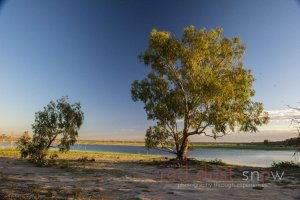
[271,161,300,169]
[208,159,226,166]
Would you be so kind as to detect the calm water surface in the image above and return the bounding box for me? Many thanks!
[1,142,297,167]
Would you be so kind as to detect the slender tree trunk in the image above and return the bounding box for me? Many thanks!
[177,138,189,163]
[177,127,189,162]
[177,109,190,163]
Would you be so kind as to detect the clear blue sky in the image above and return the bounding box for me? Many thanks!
[1,0,300,141]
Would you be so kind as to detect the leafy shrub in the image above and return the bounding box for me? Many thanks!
[16,97,84,166]
[48,154,59,166]
[77,156,95,162]
[208,159,226,166]
[16,131,31,159]
[17,132,47,165]
[271,161,300,169]
[77,156,88,162]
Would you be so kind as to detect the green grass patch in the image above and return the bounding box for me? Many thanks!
[59,150,161,159]
[207,159,227,166]
[196,159,228,167]
[0,149,20,157]
[0,148,161,160]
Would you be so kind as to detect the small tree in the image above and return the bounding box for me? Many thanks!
[17,97,84,164]
[131,26,269,162]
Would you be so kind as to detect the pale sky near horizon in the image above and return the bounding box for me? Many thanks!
[1,0,300,142]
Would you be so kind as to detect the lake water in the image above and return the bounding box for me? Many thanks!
[1,142,297,167]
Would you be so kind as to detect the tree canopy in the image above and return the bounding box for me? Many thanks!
[32,96,84,151]
[131,26,269,162]
[17,97,84,164]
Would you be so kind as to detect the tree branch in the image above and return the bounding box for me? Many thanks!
[188,123,210,136]
[47,133,58,149]
[203,132,226,139]
[153,146,177,155]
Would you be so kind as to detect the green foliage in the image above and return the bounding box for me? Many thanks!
[196,159,227,166]
[17,132,48,165]
[145,125,173,149]
[285,137,300,146]
[48,153,59,166]
[271,161,300,169]
[77,156,89,162]
[16,131,32,159]
[207,159,226,166]
[17,97,84,165]
[32,96,84,152]
[131,26,269,161]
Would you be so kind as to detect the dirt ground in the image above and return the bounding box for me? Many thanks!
[0,152,300,200]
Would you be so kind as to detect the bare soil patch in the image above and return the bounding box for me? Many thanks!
[0,151,299,199]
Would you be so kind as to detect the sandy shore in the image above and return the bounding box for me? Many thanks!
[0,150,299,200]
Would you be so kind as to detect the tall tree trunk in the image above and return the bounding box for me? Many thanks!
[178,109,189,163]
[177,133,189,163]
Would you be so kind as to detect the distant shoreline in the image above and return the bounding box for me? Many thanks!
[0,139,294,151]
[73,140,295,151]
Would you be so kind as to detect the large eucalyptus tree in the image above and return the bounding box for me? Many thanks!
[131,26,269,162]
